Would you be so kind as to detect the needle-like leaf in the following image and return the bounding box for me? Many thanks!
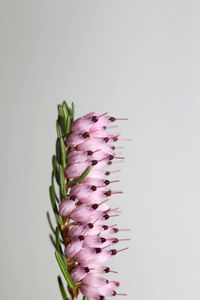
[49,234,57,249]
[60,137,67,168]
[59,165,67,199]
[71,102,75,121]
[55,226,62,253]
[58,105,66,134]
[55,250,75,289]
[46,211,55,234]
[49,186,62,225]
[66,116,71,134]
[58,276,69,300]
[52,156,59,185]
[56,121,62,138]
[51,172,59,203]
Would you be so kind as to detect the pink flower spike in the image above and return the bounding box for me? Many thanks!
[49,105,130,300]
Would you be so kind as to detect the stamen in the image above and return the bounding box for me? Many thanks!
[91,160,98,165]
[87,150,93,156]
[117,247,129,253]
[98,112,108,118]
[91,203,99,210]
[111,191,123,195]
[82,132,90,138]
[109,169,121,174]
[88,223,94,228]
[111,249,117,255]
[104,267,110,273]
[106,125,118,129]
[109,214,120,218]
[91,185,97,191]
[99,199,109,206]
[100,237,106,243]
[95,248,102,253]
[91,116,98,122]
[109,117,116,122]
[118,138,132,141]
[109,269,118,274]
[102,225,108,230]
[104,190,112,197]
[104,180,110,185]
[84,267,90,273]
[103,137,109,143]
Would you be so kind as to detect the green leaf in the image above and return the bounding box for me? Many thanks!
[58,276,69,300]
[66,116,71,134]
[49,185,56,211]
[55,212,62,226]
[56,121,62,138]
[60,137,67,168]
[51,172,59,203]
[58,105,66,134]
[59,165,67,199]
[55,250,74,289]
[69,167,91,187]
[56,138,62,164]
[49,234,57,249]
[46,211,55,234]
[71,102,75,121]
[58,104,65,119]
[49,186,62,225]
[55,226,62,253]
[83,297,89,300]
[62,101,69,119]
[52,156,59,185]
[52,155,57,176]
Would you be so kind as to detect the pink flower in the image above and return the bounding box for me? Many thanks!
[59,111,129,299]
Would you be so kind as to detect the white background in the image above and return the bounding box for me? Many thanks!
[1,1,200,299]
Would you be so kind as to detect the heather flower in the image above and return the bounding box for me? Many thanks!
[47,102,129,300]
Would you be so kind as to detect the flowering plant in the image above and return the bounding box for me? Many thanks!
[47,102,129,300]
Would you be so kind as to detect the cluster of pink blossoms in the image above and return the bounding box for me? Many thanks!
[59,112,129,300]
